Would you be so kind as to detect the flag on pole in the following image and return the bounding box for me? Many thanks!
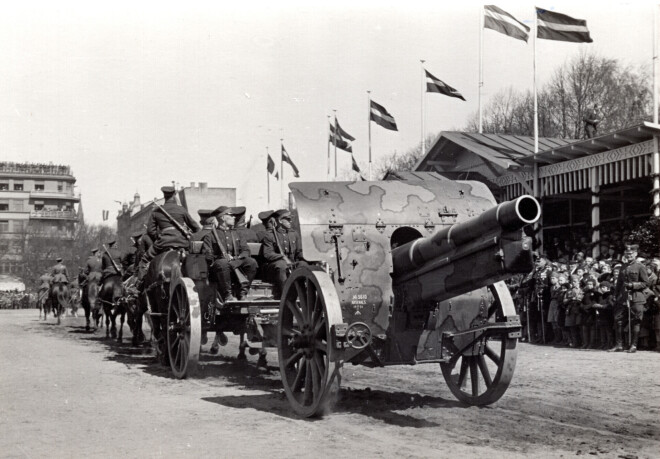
[281,144,300,177]
[536,8,593,43]
[351,155,366,181]
[484,5,530,42]
[425,70,466,101]
[369,100,398,131]
[267,154,279,180]
[329,122,355,152]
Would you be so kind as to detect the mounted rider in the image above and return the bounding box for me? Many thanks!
[81,248,102,287]
[101,240,123,281]
[136,185,200,288]
[51,257,69,284]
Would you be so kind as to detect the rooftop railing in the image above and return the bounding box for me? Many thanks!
[29,210,78,220]
[0,162,72,176]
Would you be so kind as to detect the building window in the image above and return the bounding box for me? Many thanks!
[13,183,23,191]
[0,221,8,232]
[0,183,8,191]
[0,203,8,211]
[57,181,63,192]
[35,183,45,191]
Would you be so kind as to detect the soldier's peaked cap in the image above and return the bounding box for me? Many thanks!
[56,257,63,262]
[107,239,116,245]
[197,209,214,218]
[274,209,291,219]
[233,206,246,217]
[213,206,241,217]
[258,210,275,222]
[624,244,639,253]
[91,248,99,253]
[131,230,143,239]
[161,186,175,194]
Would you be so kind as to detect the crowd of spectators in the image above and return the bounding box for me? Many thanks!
[0,290,34,309]
[510,222,660,352]
[0,161,71,176]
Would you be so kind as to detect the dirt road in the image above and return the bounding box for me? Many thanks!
[1,309,659,458]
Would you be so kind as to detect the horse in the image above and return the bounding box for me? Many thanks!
[50,281,70,325]
[98,274,127,342]
[81,271,102,331]
[122,275,148,346]
[38,288,51,320]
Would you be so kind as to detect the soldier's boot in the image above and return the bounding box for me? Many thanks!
[588,328,599,349]
[561,328,571,346]
[627,325,640,353]
[608,326,624,352]
[256,350,268,370]
[580,326,590,349]
[552,324,562,344]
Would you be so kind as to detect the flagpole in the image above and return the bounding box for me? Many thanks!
[478,7,484,133]
[327,115,331,180]
[333,110,338,179]
[533,12,539,197]
[367,90,372,180]
[653,4,660,217]
[266,146,270,208]
[280,139,285,208]
[421,59,426,156]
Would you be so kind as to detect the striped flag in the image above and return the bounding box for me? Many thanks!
[281,145,300,178]
[267,154,279,180]
[536,8,593,43]
[351,155,366,181]
[369,100,398,131]
[484,5,530,42]
[329,121,355,153]
[425,70,466,101]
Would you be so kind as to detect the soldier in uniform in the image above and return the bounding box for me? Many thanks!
[137,186,200,285]
[255,210,275,243]
[80,248,102,330]
[191,209,216,242]
[612,244,650,353]
[51,257,69,284]
[262,209,307,300]
[202,206,258,302]
[121,231,143,279]
[101,240,123,281]
[583,103,601,139]
[38,271,52,317]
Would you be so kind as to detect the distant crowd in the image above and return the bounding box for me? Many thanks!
[0,291,33,309]
[0,161,71,176]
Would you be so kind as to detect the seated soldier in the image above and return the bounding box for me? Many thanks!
[255,210,275,243]
[262,209,307,300]
[202,206,258,302]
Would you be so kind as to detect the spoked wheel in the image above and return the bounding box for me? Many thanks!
[440,282,518,406]
[167,277,201,379]
[278,266,343,418]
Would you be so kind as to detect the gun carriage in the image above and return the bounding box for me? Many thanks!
[151,173,540,417]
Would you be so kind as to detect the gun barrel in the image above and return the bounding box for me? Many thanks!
[392,195,540,275]
[391,195,540,303]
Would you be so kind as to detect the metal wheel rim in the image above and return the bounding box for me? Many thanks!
[440,282,518,406]
[167,278,201,379]
[278,267,341,418]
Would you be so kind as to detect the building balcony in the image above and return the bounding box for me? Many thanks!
[29,190,80,201]
[0,162,73,178]
[29,210,78,220]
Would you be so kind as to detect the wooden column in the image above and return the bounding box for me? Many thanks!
[590,167,600,259]
[653,135,660,217]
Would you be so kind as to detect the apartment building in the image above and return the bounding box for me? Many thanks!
[0,161,81,275]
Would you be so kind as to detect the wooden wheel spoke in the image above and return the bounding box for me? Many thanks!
[313,315,326,338]
[478,356,493,388]
[285,349,304,368]
[286,299,305,327]
[469,358,480,396]
[457,358,468,388]
[281,326,301,337]
[312,352,326,378]
[294,281,308,323]
[310,357,321,399]
[307,286,317,325]
[303,360,314,404]
[292,360,306,392]
[314,339,327,353]
[484,344,501,366]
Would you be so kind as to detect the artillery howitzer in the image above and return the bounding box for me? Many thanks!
[157,173,539,417]
[278,173,540,416]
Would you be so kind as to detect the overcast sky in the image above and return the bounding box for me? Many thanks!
[1,1,657,225]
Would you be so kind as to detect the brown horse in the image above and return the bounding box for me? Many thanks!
[38,288,51,320]
[81,271,102,331]
[98,274,127,342]
[50,282,70,325]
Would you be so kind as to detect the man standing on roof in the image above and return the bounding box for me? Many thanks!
[583,103,602,139]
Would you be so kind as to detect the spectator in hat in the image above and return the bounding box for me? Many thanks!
[564,274,583,347]
[547,271,563,345]
[263,209,307,300]
[594,280,615,349]
[611,244,650,353]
